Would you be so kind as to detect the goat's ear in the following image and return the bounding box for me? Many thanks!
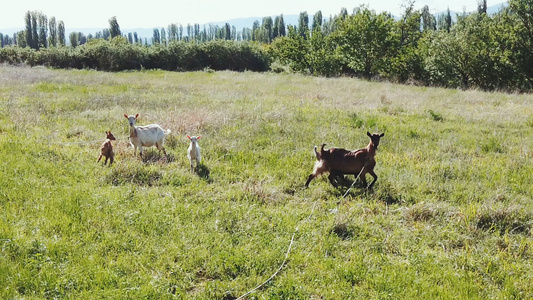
[197,136,201,139]
[135,114,139,119]
[380,133,385,137]
[367,131,371,137]
[124,114,129,119]
[187,135,191,139]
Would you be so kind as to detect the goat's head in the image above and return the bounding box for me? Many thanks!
[106,131,116,141]
[367,132,385,149]
[124,114,139,127]
[187,135,201,143]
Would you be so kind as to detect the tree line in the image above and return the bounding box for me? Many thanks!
[1,0,532,92]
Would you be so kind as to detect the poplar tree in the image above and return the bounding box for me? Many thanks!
[225,23,232,40]
[273,16,280,39]
[312,10,323,31]
[49,17,57,47]
[25,11,34,49]
[252,20,260,41]
[38,14,48,48]
[58,21,65,46]
[69,32,78,47]
[421,6,436,31]
[262,16,273,43]
[298,11,309,39]
[161,27,167,45]
[31,12,39,49]
[444,8,452,32]
[152,28,160,44]
[109,16,121,39]
[278,14,286,37]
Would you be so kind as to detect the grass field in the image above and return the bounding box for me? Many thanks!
[0,65,532,299]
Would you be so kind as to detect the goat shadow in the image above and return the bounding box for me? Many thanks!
[194,163,212,182]
[333,175,403,205]
[140,151,175,164]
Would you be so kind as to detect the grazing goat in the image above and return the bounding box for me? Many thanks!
[97,131,116,165]
[124,114,171,158]
[305,132,385,189]
[187,135,201,172]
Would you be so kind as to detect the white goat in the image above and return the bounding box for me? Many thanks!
[124,114,171,158]
[187,135,201,172]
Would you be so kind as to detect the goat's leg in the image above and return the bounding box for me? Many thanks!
[104,156,109,165]
[305,174,315,187]
[156,141,167,156]
[110,155,114,165]
[327,173,340,187]
[367,170,378,189]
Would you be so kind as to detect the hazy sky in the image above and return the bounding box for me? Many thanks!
[1,0,505,30]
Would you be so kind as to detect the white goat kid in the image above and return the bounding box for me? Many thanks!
[124,114,171,158]
[187,135,201,172]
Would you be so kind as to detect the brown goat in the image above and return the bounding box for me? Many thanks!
[305,132,384,189]
[97,131,116,165]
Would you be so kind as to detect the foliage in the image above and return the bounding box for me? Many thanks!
[0,39,270,72]
[332,7,395,78]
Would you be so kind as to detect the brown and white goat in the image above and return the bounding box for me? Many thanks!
[98,131,116,165]
[305,132,385,189]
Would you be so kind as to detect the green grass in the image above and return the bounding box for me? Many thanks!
[0,65,532,299]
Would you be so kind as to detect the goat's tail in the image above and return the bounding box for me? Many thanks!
[314,144,327,160]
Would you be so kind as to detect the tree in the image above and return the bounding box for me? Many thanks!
[17,31,27,47]
[109,16,121,39]
[261,17,273,43]
[421,5,436,31]
[25,11,34,49]
[298,11,309,39]
[252,20,260,41]
[271,25,310,72]
[49,17,57,47]
[332,6,395,78]
[312,10,323,31]
[58,21,65,46]
[278,14,286,37]
[508,0,533,89]
[31,12,39,50]
[168,24,178,41]
[161,27,167,45]
[225,23,232,40]
[478,0,487,14]
[152,28,161,44]
[69,32,78,47]
[444,8,452,32]
[38,14,48,48]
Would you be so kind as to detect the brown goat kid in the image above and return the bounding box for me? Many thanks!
[305,132,385,189]
[97,131,116,165]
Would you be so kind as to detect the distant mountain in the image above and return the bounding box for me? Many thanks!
[207,15,299,31]
[434,2,508,20]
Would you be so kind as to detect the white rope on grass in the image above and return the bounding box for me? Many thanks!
[341,163,368,199]
[237,163,368,298]
[236,201,317,300]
